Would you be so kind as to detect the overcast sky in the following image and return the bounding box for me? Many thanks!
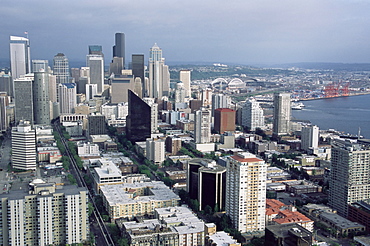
[2,0,370,65]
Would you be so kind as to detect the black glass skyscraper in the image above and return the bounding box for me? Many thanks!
[126,90,151,142]
[132,54,145,97]
[113,33,125,68]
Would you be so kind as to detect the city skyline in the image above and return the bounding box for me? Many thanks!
[2,1,370,65]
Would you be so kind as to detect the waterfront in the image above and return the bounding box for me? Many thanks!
[292,94,370,138]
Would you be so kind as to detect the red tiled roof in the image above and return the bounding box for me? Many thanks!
[231,155,263,163]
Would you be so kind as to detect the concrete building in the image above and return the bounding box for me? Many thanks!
[53,53,70,84]
[77,142,100,157]
[214,108,235,134]
[265,223,312,246]
[100,181,180,220]
[32,59,49,73]
[179,69,191,98]
[88,113,106,136]
[242,98,264,131]
[187,159,226,211]
[194,108,211,144]
[0,183,88,246]
[273,92,291,136]
[146,138,165,164]
[329,139,370,217]
[226,152,267,233]
[165,136,182,156]
[87,54,104,94]
[148,43,170,98]
[58,83,76,114]
[211,94,229,116]
[143,97,158,134]
[301,125,319,152]
[10,35,30,79]
[12,121,36,170]
[90,159,123,192]
[110,74,135,103]
[14,77,34,124]
[175,82,186,103]
[33,70,51,124]
[0,92,9,132]
[0,72,14,98]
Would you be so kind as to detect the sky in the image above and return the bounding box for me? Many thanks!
[2,0,370,65]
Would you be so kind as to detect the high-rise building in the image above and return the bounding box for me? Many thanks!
[85,83,98,101]
[14,77,34,124]
[126,90,152,142]
[242,98,264,131]
[33,70,50,124]
[132,54,145,97]
[329,139,370,217]
[211,94,229,115]
[110,74,135,103]
[109,57,124,76]
[194,108,211,144]
[113,32,125,67]
[175,82,186,103]
[214,108,236,134]
[201,88,212,108]
[0,183,88,245]
[165,136,182,156]
[179,69,191,98]
[0,72,14,98]
[301,125,319,152]
[53,53,70,84]
[87,54,104,94]
[32,60,49,73]
[58,83,76,114]
[88,113,106,136]
[10,36,30,79]
[142,97,158,134]
[187,158,226,211]
[226,152,267,232]
[273,92,291,136]
[148,44,170,98]
[146,138,165,164]
[12,121,36,170]
[0,92,9,132]
[89,45,103,56]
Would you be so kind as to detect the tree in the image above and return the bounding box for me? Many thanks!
[204,205,213,215]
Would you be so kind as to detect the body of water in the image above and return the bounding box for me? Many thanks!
[292,94,370,139]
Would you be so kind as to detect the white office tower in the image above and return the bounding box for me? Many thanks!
[242,98,264,131]
[87,54,104,94]
[226,152,267,233]
[143,98,158,134]
[194,108,211,144]
[148,43,170,98]
[329,140,370,217]
[12,121,36,170]
[32,60,49,73]
[146,138,165,164]
[53,53,70,84]
[33,70,50,124]
[201,88,212,108]
[9,36,31,79]
[175,82,186,103]
[301,125,319,152]
[273,92,291,136]
[179,69,191,98]
[58,83,76,114]
[48,74,57,103]
[212,93,229,115]
[85,83,98,101]
[0,184,88,246]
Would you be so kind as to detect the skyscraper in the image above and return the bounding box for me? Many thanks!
[87,54,104,94]
[214,108,236,134]
[113,32,125,68]
[194,108,211,144]
[89,45,103,56]
[9,35,31,79]
[58,83,76,114]
[179,69,191,98]
[132,54,145,97]
[226,152,267,233]
[301,125,319,152]
[126,90,152,142]
[0,92,9,132]
[53,53,70,84]
[273,92,291,136]
[148,44,170,98]
[14,77,34,124]
[33,70,50,124]
[329,139,370,217]
[12,121,36,170]
[32,60,49,73]
[242,98,264,131]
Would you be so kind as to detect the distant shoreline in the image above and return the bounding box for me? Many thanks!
[299,92,370,101]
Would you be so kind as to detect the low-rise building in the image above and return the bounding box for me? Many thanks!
[319,212,366,236]
[265,223,312,246]
[100,181,180,220]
